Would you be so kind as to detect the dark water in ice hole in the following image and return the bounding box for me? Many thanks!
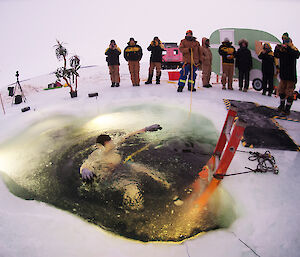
[0,104,237,242]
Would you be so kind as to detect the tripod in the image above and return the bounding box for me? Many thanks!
[11,71,27,105]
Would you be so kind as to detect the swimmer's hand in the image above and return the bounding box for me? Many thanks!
[81,168,95,181]
[144,124,162,132]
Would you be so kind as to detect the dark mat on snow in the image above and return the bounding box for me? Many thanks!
[224,99,300,151]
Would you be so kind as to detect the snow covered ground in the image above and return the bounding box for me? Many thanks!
[1,64,300,257]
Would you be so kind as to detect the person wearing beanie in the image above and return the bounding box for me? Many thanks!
[201,37,213,88]
[235,38,252,92]
[177,30,202,92]
[145,36,165,85]
[258,43,276,96]
[274,32,300,115]
[105,40,121,87]
[218,38,236,90]
[124,37,143,86]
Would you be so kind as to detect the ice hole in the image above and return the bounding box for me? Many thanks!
[0,104,237,242]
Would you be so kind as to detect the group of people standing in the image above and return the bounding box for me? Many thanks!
[105,31,299,115]
[105,37,162,87]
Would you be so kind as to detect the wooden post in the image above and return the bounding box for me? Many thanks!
[0,93,6,115]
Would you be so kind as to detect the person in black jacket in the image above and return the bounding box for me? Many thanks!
[105,40,121,87]
[274,32,300,115]
[235,39,252,92]
[124,38,143,86]
[258,43,275,96]
[145,37,165,85]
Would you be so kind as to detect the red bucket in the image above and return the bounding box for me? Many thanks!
[168,71,180,81]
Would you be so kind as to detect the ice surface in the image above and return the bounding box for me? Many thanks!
[1,64,300,256]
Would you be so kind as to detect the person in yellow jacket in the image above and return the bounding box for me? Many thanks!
[124,38,143,86]
[218,38,236,90]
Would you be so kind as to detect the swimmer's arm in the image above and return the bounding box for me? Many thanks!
[120,128,146,143]
[80,150,100,173]
[107,125,162,150]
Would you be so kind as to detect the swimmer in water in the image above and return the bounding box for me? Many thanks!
[80,124,163,181]
[80,124,170,210]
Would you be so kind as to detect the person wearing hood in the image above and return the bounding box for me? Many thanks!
[235,39,252,92]
[201,37,212,88]
[177,30,202,92]
[105,40,121,87]
[124,38,143,86]
[258,43,276,96]
[218,38,236,90]
[145,36,165,85]
[274,33,299,115]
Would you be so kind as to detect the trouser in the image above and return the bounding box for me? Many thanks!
[262,73,274,93]
[149,62,162,76]
[278,80,295,97]
[109,65,120,83]
[221,64,234,88]
[238,69,250,89]
[202,64,211,86]
[128,61,140,85]
[178,64,197,89]
[278,80,295,112]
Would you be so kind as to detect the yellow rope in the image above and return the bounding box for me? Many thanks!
[189,48,194,118]
[123,143,152,164]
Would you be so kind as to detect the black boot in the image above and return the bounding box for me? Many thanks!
[145,73,153,84]
[278,93,286,112]
[284,97,293,115]
[262,90,266,95]
[111,82,115,87]
[156,72,161,84]
[115,83,120,87]
[177,86,184,92]
[188,86,196,92]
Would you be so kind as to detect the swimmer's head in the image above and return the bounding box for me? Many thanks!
[96,134,112,146]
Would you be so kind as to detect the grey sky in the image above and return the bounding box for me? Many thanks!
[0,0,299,86]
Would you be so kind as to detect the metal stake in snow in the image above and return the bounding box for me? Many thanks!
[0,93,5,115]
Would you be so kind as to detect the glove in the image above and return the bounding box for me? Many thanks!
[144,124,162,132]
[81,168,95,181]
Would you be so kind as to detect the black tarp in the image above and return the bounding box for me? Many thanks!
[225,100,300,151]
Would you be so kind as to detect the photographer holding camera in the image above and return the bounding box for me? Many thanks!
[274,32,299,115]
[145,36,165,85]
[105,40,121,87]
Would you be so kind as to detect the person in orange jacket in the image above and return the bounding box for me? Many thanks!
[177,30,202,92]
[201,37,212,88]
